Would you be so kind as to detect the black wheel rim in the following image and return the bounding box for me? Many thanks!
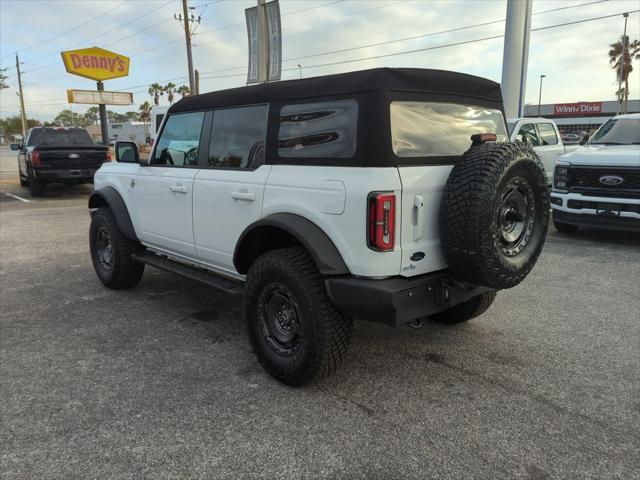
[257,282,302,355]
[96,226,114,270]
[496,176,536,257]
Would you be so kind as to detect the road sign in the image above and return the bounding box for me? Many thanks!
[67,89,133,105]
[60,47,130,81]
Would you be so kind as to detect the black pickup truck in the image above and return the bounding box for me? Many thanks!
[11,127,110,196]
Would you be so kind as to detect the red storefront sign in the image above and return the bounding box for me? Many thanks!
[553,102,603,116]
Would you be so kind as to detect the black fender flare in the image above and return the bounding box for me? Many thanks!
[88,187,138,242]
[234,213,349,276]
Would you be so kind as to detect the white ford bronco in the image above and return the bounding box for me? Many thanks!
[88,68,549,386]
[551,113,640,233]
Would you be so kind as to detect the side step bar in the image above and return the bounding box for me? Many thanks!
[132,251,244,295]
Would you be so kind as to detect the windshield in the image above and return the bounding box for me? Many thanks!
[390,102,508,157]
[28,129,93,146]
[589,118,640,145]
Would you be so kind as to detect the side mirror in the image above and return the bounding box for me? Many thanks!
[114,141,139,163]
[10,143,21,151]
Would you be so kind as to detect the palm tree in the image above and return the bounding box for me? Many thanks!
[176,85,190,98]
[164,82,176,104]
[148,83,163,106]
[608,35,640,113]
[139,101,151,138]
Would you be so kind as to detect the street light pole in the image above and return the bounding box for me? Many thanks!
[15,54,27,137]
[297,64,302,79]
[537,74,546,117]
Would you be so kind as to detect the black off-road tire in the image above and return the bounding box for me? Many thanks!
[29,179,46,197]
[439,142,549,290]
[89,207,144,289]
[429,291,497,325]
[553,217,578,233]
[244,247,353,387]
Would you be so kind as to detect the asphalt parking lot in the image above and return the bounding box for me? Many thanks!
[1,146,639,479]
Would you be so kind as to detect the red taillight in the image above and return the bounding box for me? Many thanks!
[367,192,396,251]
[106,150,112,162]
[31,150,41,166]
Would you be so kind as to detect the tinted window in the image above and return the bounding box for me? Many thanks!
[391,102,508,157]
[208,105,268,169]
[516,123,541,146]
[278,100,358,158]
[27,129,93,146]
[538,123,558,145]
[153,112,204,166]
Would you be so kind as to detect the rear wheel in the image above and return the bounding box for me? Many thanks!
[19,176,28,187]
[244,247,353,386]
[29,179,46,196]
[553,217,578,233]
[429,292,496,325]
[89,208,144,289]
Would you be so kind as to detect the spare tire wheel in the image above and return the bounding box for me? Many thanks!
[439,142,549,289]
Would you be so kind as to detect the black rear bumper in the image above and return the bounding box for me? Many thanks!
[553,210,640,233]
[33,168,97,182]
[325,271,492,327]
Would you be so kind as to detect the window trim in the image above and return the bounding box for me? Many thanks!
[200,102,270,171]
[148,110,208,169]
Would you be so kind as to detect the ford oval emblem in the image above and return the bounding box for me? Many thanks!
[599,175,624,186]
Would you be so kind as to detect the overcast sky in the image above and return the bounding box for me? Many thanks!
[1,0,639,121]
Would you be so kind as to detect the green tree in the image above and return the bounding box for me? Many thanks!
[54,109,89,127]
[164,82,176,104]
[176,85,190,98]
[125,111,139,121]
[84,106,99,125]
[106,110,129,123]
[0,68,8,90]
[0,116,41,134]
[139,101,151,137]
[148,83,163,106]
[609,35,640,113]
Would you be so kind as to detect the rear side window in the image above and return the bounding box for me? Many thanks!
[278,99,358,158]
[27,129,93,146]
[538,123,558,145]
[390,102,508,157]
[516,123,541,146]
[152,111,204,167]
[208,105,268,169]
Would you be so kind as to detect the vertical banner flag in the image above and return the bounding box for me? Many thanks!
[245,6,259,84]
[266,0,282,82]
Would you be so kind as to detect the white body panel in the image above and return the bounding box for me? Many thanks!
[193,165,272,273]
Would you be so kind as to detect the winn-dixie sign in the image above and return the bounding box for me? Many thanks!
[553,102,603,116]
[61,47,129,81]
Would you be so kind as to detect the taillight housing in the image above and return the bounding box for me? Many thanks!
[367,192,396,251]
[31,149,41,166]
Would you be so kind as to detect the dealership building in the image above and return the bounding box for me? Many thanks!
[523,99,640,135]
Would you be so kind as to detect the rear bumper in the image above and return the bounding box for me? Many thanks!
[325,271,493,327]
[33,168,97,182]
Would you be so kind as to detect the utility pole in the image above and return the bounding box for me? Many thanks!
[257,0,268,83]
[616,12,629,114]
[537,75,546,117]
[181,0,195,92]
[15,54,27,137]
[194,69,200,95]
[97,81,109,145]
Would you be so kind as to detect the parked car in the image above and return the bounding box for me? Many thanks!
[561,133,582,144]
[11,127,110,196]
[88,68,549,386]
[507,117,579,184]
[551,113,640,233]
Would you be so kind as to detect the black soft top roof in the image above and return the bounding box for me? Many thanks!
[169,67,503,113]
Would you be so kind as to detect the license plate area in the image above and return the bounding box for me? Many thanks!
[596,202,621,216]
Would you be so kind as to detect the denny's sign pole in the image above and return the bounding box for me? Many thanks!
[61,47,131,145]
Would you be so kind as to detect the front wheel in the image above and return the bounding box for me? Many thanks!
[244,247,353,386]
[428,292,497,325]
[89,208,145,289]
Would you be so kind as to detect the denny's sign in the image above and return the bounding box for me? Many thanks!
[61,47,129,81]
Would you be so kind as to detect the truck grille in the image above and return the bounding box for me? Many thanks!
[568,167,640,198]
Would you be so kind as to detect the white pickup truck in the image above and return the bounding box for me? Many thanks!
[508,117,579,184]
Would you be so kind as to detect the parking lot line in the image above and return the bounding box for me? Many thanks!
[3,192,31,203]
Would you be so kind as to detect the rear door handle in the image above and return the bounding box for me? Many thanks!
[169,185,188,193]
[230,191,256,201]
[413,194,424,240]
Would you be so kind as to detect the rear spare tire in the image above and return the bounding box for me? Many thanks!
[439,142,549,289]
